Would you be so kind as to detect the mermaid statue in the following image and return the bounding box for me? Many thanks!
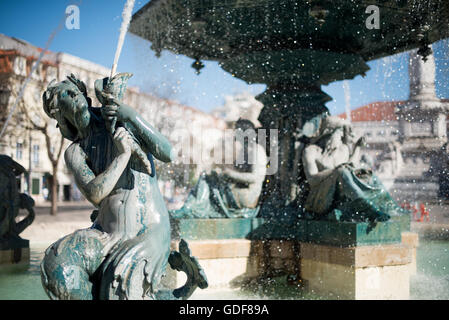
[302,116,407,222]
[40,73,207,300]
[170,119,267,219]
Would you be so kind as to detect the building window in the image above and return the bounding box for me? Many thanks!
[0,90,10,105]
[32,145,39,165]
[31,178,40,195]
[16,142,23,160]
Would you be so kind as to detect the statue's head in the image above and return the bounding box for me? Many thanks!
[235,118,256,132]
[311,116,350,149]
[234,118,258,150]
[326,127,345,150]
[43,74,92,141]
[320,116,349,136]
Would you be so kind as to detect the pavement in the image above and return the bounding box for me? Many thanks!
[19,201,94,246]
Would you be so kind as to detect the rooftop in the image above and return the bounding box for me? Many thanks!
[339,99,449,122]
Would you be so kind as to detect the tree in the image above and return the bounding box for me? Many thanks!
[0,78,29,150]
[9,80,66,216]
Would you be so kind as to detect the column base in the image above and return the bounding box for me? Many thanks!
[401,232,419,276]
[300,233,417,299]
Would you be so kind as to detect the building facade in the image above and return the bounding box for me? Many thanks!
[0,33,227,204]
[339,47,449,201]
[211,92,263,127]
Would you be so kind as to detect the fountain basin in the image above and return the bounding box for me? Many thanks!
[2,233,441,300]
[164,217,416,299]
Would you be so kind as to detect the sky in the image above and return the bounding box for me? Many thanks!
[1,0,449,115]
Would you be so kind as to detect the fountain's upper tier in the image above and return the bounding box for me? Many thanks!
[130,0,449,85]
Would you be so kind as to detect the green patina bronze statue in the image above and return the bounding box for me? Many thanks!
[40,73,207,300]
[302,116,407,222]
[170,119,267,219]
[0,155,35,250]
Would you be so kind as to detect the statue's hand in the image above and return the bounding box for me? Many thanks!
[355,136,366,148]
[100,92,125,134]
[100,91,121,106]
[222,168,232,178]
[101,104,125,124]
[113,128,153,175]
[113,127,133,154]
[336,162,352,169]
[129,138,153,176]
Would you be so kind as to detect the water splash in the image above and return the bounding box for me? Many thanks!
[411,273,449,300]
[110,0,136,77]
[343,80,351,123]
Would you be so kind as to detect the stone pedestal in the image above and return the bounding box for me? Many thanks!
[300,240,413,299]
[170,218,265,240]
[164,218,416,299]
[294,217,416,300]
[401,231,419,276]
[302,218,409,246]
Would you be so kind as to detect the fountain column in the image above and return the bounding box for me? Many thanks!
[256,82,330,216]
[241,82,331,282]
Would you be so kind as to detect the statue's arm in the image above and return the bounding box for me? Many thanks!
[223,168,258,184]
[105,102,175,163]
[302,146,335,185]
[223,146,268,184]
[65,134,131,206]
[349,137,365,164]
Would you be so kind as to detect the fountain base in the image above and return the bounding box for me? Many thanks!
[165,218,417,299]
[301,232,418,300]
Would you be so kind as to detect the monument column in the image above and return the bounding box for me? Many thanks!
[396,47,449,199]
[398,47,448,150]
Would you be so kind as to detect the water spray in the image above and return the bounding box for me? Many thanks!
[105,0,136,134]
[343,80,351,123]
[110,0,135,79]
